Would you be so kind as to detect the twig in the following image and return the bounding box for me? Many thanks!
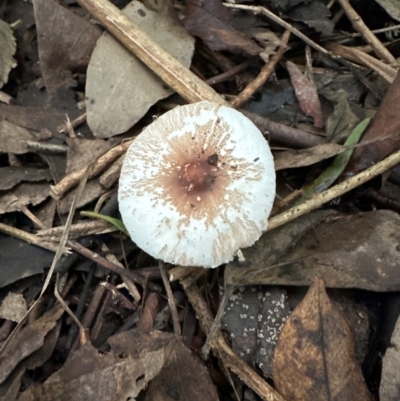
[50,139,133,200]
[159,261,181,338]
[75,0,226,105]
[66,239,161,292]
[231,30,290,108]
[205,61,250,86]
[267,149,400,231]
[337,0,397,65]
[223,3,332,58]
[0,222,67,254]
[324,42,397,83]
[240,110,325,148]
[58,113,87,133]
[27,141,68,154]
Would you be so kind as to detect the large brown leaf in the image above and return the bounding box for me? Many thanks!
[272,279,373,401]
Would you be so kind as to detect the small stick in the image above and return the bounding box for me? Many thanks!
[75,0,226,105]
[99,154,125,189]
[205,61,250,86]
[231,30,290,108]
[27,141,68,154]
[325,42,397,83]
[337,0,397,65]
[267,148,400,231]
[58,113,87,134]
[50,139,133,200]
[0,221,67,254]
[224,3,332,58]
[159,261,181,338]
[67,239,161,292]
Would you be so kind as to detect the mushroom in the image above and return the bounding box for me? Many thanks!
[118,101,275,268]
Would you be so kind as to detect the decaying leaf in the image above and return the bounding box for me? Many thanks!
[0,167,51,191]
[296,118,370,202]
[0,19,16,88]
[32,0,101,96]
[0,120,36,154]
[86,0,195,138]
[345,70,400,176]
[272,279,373,401]
[324,89,361,143]
[287,61,324,127]
[19,330,218,401]
[380,314,400,401]
[0,233,54,288]
[183,0,262,56]
[374,0,400,22]
[0,182,49,214]
[0,293,28,323]
[274,143,346,171]
[0,304,64,385]
[286,0,334,35]
[221,286,291,378]
[226,209,400,292]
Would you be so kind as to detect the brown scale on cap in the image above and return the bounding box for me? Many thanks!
[178,158,218,194]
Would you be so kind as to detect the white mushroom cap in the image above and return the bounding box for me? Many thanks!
[118,101,275,268]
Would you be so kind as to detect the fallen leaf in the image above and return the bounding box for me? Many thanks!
[286,0,334,35]
[0,304,64,385]
[18,341,164,401]
[296,118,370,202]
[274,143,346,171]
[86,0,195,138]
[287,61,324,127]
[324,89,361,143]
[0,233,54,288]
[109,331,219,401]
[272,279,373,401]
[221,286,291,378]
[226,209,400,291]
[0,182,49,214]
[345,70,400,177]
[0,19,16,88]
[0,120,36,154]
[374,0,400,22]
[183,0,262,56]
[32,0,101,97]
[0,167,51,191]
[380,314,400,401]
[0,293,28,323]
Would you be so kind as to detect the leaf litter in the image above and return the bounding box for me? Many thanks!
[1,0,400,399]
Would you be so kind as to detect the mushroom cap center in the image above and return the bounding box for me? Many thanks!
[179,157,218,193]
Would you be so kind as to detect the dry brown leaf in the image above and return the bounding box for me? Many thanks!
[0,304,64,385]
[0,19,16,88]
[0,234,54,288]
[226,210,400,291]
[19,329,218,401]
[0,120,36,154]
[274,143,345,171]
[18,341,164,401]
[32,0,101,96]
[0,293,27,323]
[0,167,51,191]
[287,61,324,128]
[0,182,49,214]
[272,279,373,401]
[86,0,195,138]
